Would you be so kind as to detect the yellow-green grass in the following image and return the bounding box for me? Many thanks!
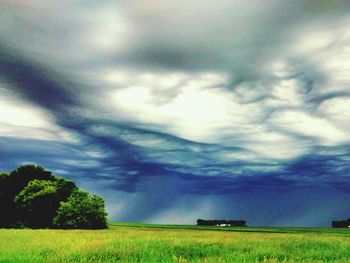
[1,223,350,262]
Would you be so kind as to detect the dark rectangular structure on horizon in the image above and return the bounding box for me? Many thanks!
[197,219,246,227]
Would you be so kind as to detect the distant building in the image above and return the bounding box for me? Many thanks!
[197,219,246,227]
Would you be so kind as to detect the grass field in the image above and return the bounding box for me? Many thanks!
[1,223,350,262]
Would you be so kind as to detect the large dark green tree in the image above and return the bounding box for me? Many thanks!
[0,165,108,229]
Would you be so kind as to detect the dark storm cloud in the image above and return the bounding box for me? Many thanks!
[116,1,350,79]
[0,44,78,112]
[1,0,350,226]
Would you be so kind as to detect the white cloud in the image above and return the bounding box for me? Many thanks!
[0,85,77,143]
[108,71,237,142]
[244,130,312,161]
[269,110,350,145]
[265,79,305,108]
[0,87,51,129]
[319,97,350,132]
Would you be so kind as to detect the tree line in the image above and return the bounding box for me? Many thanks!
[0,165,108,229]
[332,219,350,228]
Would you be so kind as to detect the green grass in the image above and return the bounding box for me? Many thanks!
[1,223,350,262]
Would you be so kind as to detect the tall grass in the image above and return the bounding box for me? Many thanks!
[1,224,350,262]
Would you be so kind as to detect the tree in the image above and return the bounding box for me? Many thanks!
[0,164,108,229]
[0,172,8,185]
[8,165,53,194]
[14,178,77,228]
[53,189,108,229]
[0,165,54,228]
[0,172,9,199]
[332,219,350,228]
[0,172,11,227]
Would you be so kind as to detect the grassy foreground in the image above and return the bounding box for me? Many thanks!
[1,223,350,262]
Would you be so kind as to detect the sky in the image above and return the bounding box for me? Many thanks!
[1,0,350,227]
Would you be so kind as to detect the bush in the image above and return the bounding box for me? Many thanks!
[53,189,108,229]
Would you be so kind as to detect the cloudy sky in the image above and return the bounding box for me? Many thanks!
[1,0,350,226]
